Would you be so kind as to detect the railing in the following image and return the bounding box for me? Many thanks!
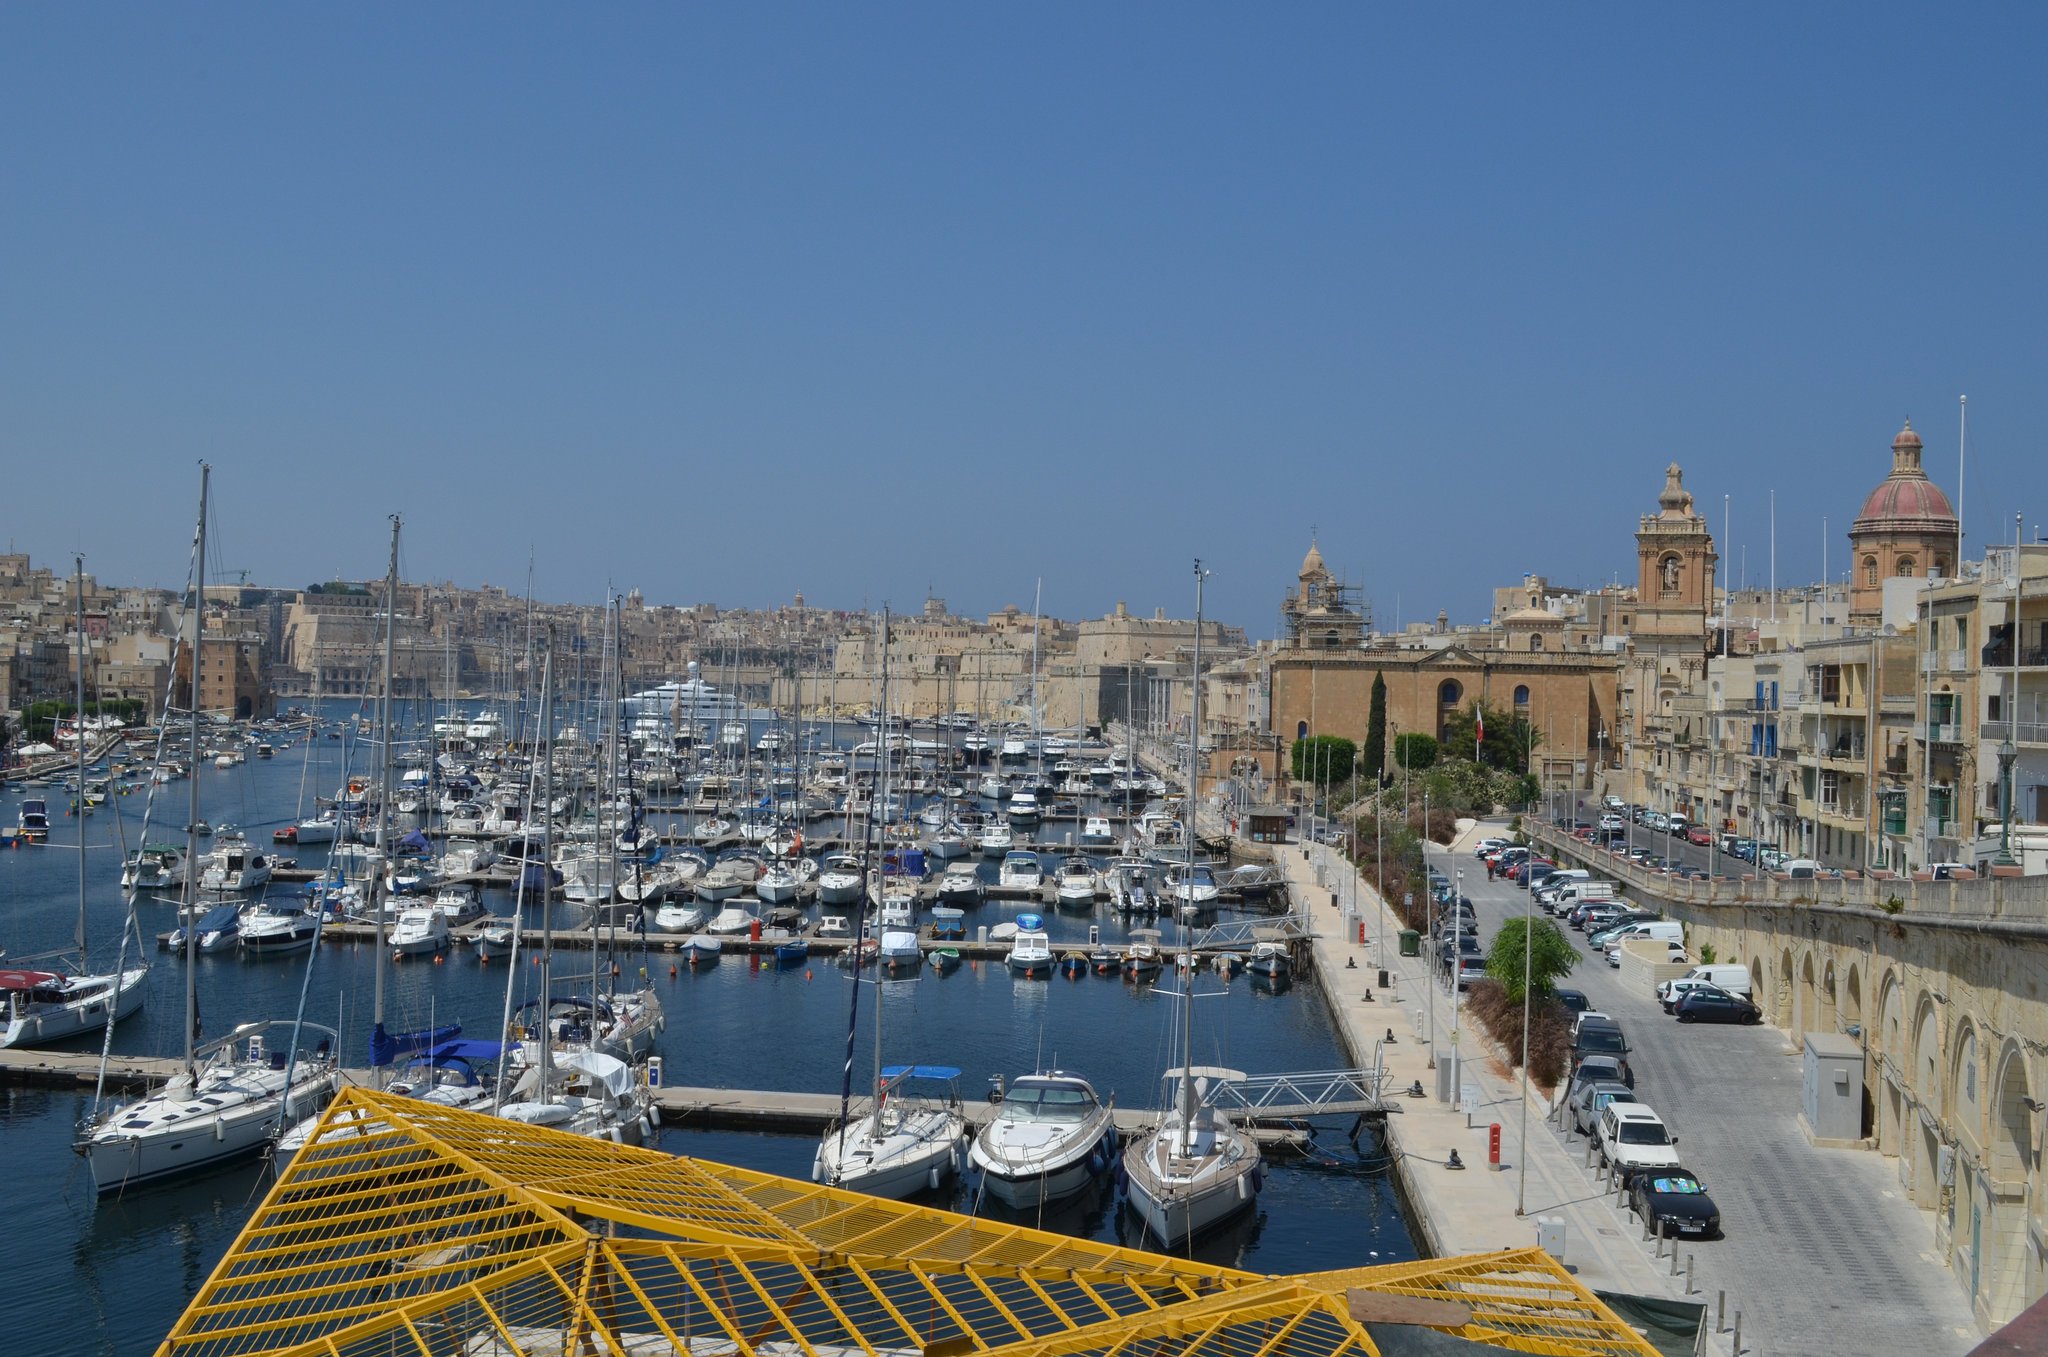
[1982,720,2048,745]
[1927,723,1963,744]
[1948,650,1970,673]
[1822,739,1868,763]
[1201,1067,1389,1116]
[1190,913,1312,949]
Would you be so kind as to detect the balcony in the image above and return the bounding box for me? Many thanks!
[1948,650,1970,673]
[1821,737,1868,765]
[1926,722,1964,744]
[1982,719,2048,745]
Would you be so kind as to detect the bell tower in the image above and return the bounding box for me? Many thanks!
[1633,464,1717,637]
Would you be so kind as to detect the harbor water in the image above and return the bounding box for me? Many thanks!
[0,713,1415,1357]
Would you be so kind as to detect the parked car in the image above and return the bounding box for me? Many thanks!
[1454,954,1487,990]
[1570,1080,1639,1138]
[1571,1017,1631,1074]
[1629,1169,1722,1239]
[1673,987,1762,1024]
[1610,940,1685,968]
[1686,826,1713,846]
[1660,963,1753,1001]
[1555,988,1590,1015]
[1474,838,1510,859]
[1598,1104,1682,1181]
[1567,1052,1633,1093]
[1587,915,1660,948]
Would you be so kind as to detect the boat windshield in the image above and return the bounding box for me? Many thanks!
[1002,1082,1094,1123]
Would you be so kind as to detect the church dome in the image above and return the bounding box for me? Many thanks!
[1852,420,1956,534]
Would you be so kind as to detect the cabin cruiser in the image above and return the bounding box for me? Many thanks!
[652,901,706,934]
[16,798,51,841]
[1005,791,1042,825]
[1081,815,1116,845]
[877,929,923,971]
[969,1072,1119,1208]
[1054,858,1098,909]
[978,823,1014,856]
[815,854,865,906]
[431,884,487,925]
[1247,941,1293,981]
[876,891,917,931]
[238,895,322,955]
[279,812,340,845]
[80,1019,340,1192]
[706,904,757,935]
[1106,858,1155,913]
[388,906,450,956]
[1167,863,1221,912]
[997,851,1045,891]
[441,839,496,875]
[199,839,272,893]
[1006,930,1053,976]
[0,963,149,1049]
[122,843,187,891]
[936,862,985,905]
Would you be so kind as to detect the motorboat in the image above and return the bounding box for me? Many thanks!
[0,963,149,1049]
[16,799,50,842]
[814,1065,965,1199]
[706,905,757,935]
[997,851,1044,891]
[815,854,865,906]
[237,896,322,955]
[1006,791,1041,824]
[1054,858,1098,909]
[1081,816,1116,845]
[388,906,450,956]
[815,915,850,940]
[877,891,917,931]
[774,939,809,967]
[168,901,243,955]
[1007,930,1053,976]
[122,843,186,890]
[682,935,723,967]
[432,884,487,925]
[199,840,272,893]
[82,1019,341,1192]
[968,1072,1119,1209]
[475,923,517,959]
[936,862,984,905]
[652,902,706,934]
[977,823,1014,856]
[877,929,923,971]
[693,815,734,844]
[278,812,339,845]
[1123,930,1162,979]
[928,906,966,940]
[694,865,748,902]
[1167,862,1221,910]
[1247,941,1293,981]
[442,839,496,875]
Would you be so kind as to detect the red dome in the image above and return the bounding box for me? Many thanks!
[1892,425,1923,451]
[1854,476,1955,531]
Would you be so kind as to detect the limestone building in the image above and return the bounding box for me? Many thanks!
[1849,421,1960,622]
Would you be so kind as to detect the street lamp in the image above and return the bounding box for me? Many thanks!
[1994,737,2019,868]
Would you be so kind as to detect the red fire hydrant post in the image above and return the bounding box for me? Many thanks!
[1357,920,1365,944]
[1489,1123,1502,1169]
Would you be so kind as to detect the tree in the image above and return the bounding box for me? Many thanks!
[1290,735,1355,787]
[1439,701,1542,769]
[1486,917,1578,1004]
[1361,671,1388,787]
[1393,732,1438,771]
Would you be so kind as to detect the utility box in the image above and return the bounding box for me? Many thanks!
[1537,1217,1566,1258]
[1801,1032,1863,1147]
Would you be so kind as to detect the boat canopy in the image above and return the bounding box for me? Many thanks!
[880,1065,962,1081]
[562,1050,632,1097]
[0,969,62,991]
[194,902,243,932]
[369,1021,463,1067]
[426,1039,518,1062]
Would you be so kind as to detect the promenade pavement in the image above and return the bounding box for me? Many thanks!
[1440,826,1983,1357]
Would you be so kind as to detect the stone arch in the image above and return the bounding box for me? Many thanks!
[1990,1043,2031,1182]
[1799,952,1818,1037]
[1820,959,1839,1036]
[1775,948,1796,1029]
[1897,556,1917,577]
[1297,720,1308,740]
[1844,963,1864,1030]
[1749,953,1768,1026]
[1864,555,1879,587]
[1529,634,1545,651]
[1876,972,1905,1160]
[1909,993,1944,1208]
[1952,1019,1982,1140]
[1988,1045,2038,1324]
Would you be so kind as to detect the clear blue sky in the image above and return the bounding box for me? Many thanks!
[4,7,2043,635]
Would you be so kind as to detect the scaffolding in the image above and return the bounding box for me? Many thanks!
[155,1088,1661,1357]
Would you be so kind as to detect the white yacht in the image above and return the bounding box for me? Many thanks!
[1168,863,1221,911]
[977,773,1007,801]
[431,883,487,925]
[978,823,1014,856]
[0,964,149,1048]
[1054,858,1099,909]
[388,906,450,956]
[1081,816,1116,845]
[121,843,187,891]
[936,862,985,905]
[997,851,1045,891]
[756,863,800,905]
[651,901,706,934]
[199,839,272,892]
[1122,1066,1261,1246]
[168,901,243,955]
[929,828,969,859]
[238,896,322,955]
[1006,929,1053,976]
[968,1072,1119,1208]
[706,904,757,935]
[695,864,748,902]
[1006,790,1041,824]
[877,891,917,930]
[81,1020,340,1192]
[814,1065,965,1199]
[815,853,866,906]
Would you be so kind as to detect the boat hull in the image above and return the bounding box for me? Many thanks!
[86,1070,338,1194]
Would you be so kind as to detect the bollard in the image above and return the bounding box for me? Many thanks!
[1669,1231,1680,1276]
[1732,1311,1740,1356]
[1643,1217,1653,1243]
[1717,1292,1725,1333]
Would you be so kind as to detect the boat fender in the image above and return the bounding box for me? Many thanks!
[214,1115,226,1142]
[608,1126,623,1144]
[1251,1165,1264,1193]
[811,1152,824,1183]
[637,1115,653,1142]
[929,1165,942,1191]
[648,1104,661,1128]
[1236,1171,1249,1201]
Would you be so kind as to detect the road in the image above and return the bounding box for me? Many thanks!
[1541,790,1754,878]
[1430,834,1982,1357]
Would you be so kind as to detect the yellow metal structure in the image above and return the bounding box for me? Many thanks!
[156,1089,1662,1357]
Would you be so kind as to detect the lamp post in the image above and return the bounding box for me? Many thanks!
[1994,512,2024,870]
[1995,737,2019,869]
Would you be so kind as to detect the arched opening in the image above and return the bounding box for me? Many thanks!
[1296,720,1308,740]
[1820,961,1838,1036]
[1877,974,1904,1160]
[1777,949,1796,1029]
[1897,557,1917,578]
[1750,954,1767,1028]
[1991,1048,2031,1182]
[1911,996,1944,1208]
[1323,630,1341,648]
[1529,633,1545,651]
[1864,556,1879,587]
[1514,685,1530,707]
[1844,964,1864,1029]
[1989,1048,2036,1321]
[1799,953,1818,1037]
[1438,680,1462,706]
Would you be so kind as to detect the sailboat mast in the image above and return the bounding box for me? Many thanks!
[872,609,891,1115]
[373,515,400,1090]
[539,637,556,1101]
[184,464,209,1076]
[74,556,88,961]
[836,609,884,1142]
[1179,561,1204,1148]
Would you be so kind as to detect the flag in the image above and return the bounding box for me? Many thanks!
[1475,708,1484,758]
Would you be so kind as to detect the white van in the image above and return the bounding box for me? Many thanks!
[1603,920,1683,952]
[1782,858,1820,879]
[1555,881,1618,910]
[1659,963,1752,1002]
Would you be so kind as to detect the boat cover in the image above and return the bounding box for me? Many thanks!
[562,1050,632,1098]
[369,1021,464,1067]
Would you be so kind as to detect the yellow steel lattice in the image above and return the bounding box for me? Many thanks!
[156,1089,1662,1357]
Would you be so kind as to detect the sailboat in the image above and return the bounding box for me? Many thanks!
[79,468,341,1193]
[814,609,966,1198]
[1,558,149,1050]
[1120,561,1262,1247]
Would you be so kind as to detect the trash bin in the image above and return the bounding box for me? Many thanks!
[1398,929,1420,957]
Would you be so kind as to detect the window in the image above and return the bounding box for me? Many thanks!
[1438,680,1462,705]
[1897,557,1916,578]
[1530,634,1545,651]
[1514,685,1530,706]
[1864,556,1879,587]
[1296,720,1308,739]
